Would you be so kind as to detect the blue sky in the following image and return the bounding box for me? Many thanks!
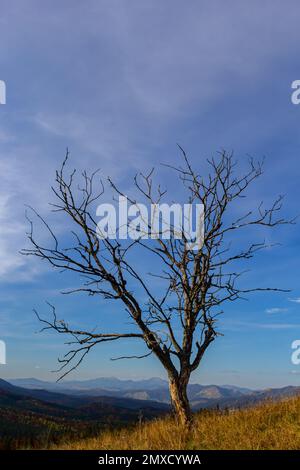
[1,0,300,388]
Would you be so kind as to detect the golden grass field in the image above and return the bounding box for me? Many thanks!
[52,395,300,450]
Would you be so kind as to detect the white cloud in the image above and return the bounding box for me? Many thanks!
[0,145,57,280]
[265,308,288,314]
[289,298,300,304]
[224,320,299,331]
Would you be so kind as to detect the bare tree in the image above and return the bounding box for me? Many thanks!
[22,148,293,426]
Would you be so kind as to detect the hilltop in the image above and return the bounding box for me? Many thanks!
[52,394,300,450]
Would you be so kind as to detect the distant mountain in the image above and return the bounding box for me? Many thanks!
[0,378,88,408]
[117,384,254,405]
[10,376,169,392]
[7,376,300,411]
[9,377,251,404]
[0,378,19,392]
[221,384,253,395]
[0,378,300,414]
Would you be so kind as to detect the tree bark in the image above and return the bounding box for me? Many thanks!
[169,376,192,427]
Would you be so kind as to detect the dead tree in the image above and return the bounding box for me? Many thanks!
[22,148,293,426]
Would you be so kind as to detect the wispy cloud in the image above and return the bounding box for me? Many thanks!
[224,320,300,331]
[265,308,288,314]
[289,298,300,304]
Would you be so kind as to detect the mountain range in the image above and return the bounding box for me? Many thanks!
[1,377,300,449]
[6,376,300,410]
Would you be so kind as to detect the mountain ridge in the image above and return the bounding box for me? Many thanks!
[4,377,300,410]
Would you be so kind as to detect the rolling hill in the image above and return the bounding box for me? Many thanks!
[0,378,169,449]
[2,377,300,449]
[0,378,168,414]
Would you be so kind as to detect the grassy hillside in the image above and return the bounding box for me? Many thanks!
[52,395,300,450]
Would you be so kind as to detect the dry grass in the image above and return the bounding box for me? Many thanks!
[52,395,300,450]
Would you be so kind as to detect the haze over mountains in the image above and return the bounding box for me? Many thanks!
[6,377,300,410]
[10,377,169,393]
[9,377,252,407]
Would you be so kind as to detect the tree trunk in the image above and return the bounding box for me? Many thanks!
[169,377,192,427]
